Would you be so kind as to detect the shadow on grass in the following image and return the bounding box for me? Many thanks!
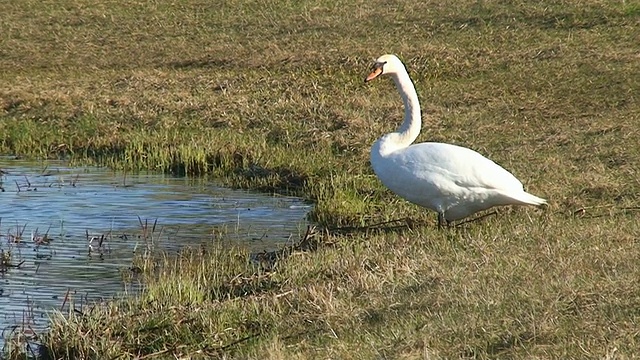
[461,331,542,358]
[166,56,234,70]
[446,4,623,31]
[252,225,321,272]
[235,164,309,193]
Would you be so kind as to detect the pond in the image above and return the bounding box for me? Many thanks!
[0,157,311,352]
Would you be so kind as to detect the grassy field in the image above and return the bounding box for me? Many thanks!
[2,0,640,358]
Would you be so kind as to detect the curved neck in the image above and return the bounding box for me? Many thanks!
[390,69,421,148]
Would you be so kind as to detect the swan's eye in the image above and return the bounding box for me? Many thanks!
[373,61,387,70]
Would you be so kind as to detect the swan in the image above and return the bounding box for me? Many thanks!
[365,54,546,227]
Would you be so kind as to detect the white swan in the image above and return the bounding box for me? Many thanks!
[365,54,546,227]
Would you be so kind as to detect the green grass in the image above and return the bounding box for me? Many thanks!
[2,0,639,358]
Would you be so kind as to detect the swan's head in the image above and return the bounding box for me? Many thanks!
[364,54,406,82]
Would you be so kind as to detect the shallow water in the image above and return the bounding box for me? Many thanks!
[0,157,311,350]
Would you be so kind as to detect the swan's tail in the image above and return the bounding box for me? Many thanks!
[506,191,547,207]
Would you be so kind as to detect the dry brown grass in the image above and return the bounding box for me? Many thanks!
[2,0,640,358]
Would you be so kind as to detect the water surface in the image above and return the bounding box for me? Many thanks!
[0,157,311,350]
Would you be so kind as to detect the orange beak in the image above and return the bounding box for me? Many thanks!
[364,67,383,83]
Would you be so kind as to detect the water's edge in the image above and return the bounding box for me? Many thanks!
[0,157,311,350]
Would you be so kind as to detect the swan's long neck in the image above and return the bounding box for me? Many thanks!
[390,69,421,148]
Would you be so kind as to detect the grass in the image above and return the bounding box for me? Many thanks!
[1,0,639,358]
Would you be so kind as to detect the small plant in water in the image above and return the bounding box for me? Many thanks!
[31,226,54,246]
[0,249,11,272]
[6,223,27,244]
[134,216,162,254]
[0,249,24,273]
[2,300,46,359]
[87,231,111,258]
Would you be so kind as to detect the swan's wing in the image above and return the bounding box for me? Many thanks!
[393,142,525,193]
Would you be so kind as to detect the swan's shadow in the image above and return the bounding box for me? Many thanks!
[327,211,499,235]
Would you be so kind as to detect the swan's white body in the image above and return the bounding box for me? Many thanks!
[366,54,546,225]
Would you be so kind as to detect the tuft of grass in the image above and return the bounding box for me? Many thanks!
[2,0,640,358]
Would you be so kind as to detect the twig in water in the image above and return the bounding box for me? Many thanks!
[72,174,79,187]
[60,289,71,311]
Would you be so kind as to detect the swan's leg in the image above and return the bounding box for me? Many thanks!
[437,212,450,229]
